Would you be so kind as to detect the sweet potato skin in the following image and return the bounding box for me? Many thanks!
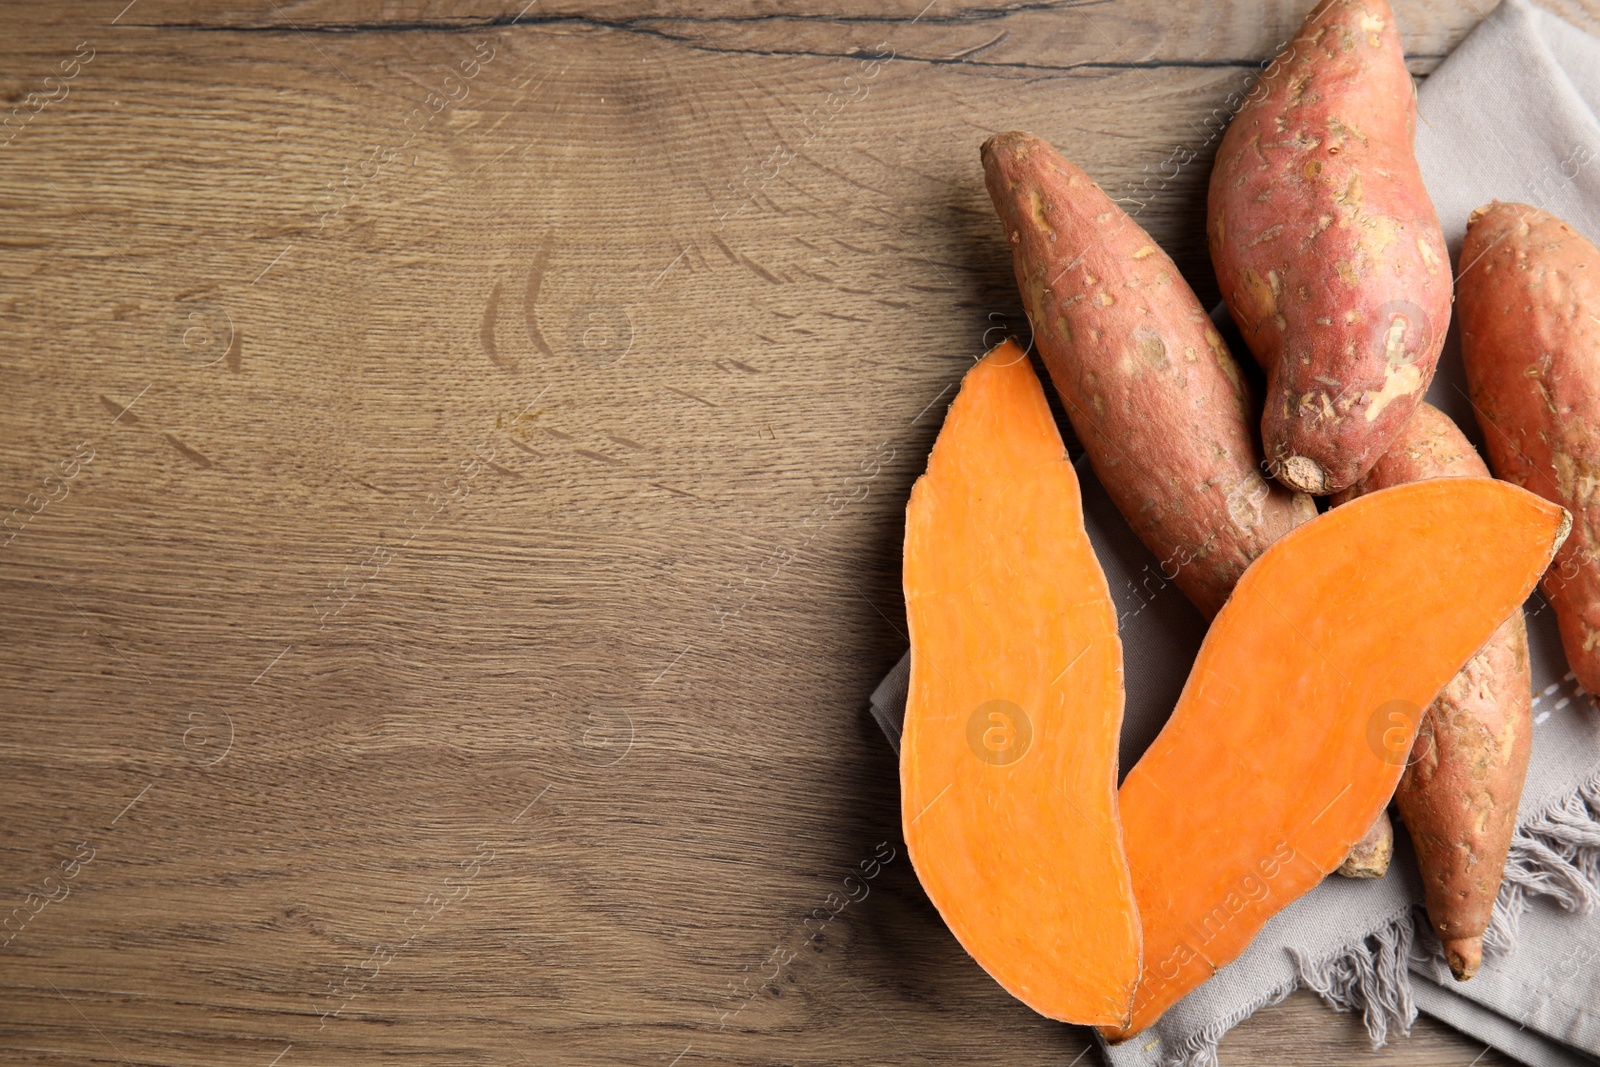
[1332,402,1534,981]
[1458,201,1600,698]
[983,130,1315,618]
[1209,0,1450,495]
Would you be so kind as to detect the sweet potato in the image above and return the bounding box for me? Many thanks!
[1334,808,1392,879]
[983,130,1315,619]
[902,339,1141,1025]
[1332,402,1534,979]
[1103,478,1569,1039]
[1458,201,1600,698]
[1208,0,1451,495]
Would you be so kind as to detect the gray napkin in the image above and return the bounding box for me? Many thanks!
[871,2,1600,1063]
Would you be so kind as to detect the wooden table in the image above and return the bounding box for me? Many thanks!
[3,1,1593,1063]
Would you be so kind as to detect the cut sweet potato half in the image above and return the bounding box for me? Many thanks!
[1104,477,1570,1040]
[902,339,1141,1026]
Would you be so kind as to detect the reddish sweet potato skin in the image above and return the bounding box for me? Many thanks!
[982,131,1315,619]
[1459,202,1600,699]
[1332,402,1533,981]
[1209,0,1451,496]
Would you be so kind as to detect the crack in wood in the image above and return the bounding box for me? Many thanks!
[127,1,1113,35]
[119,9,1445,75]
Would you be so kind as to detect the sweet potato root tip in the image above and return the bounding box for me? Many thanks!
[1278,456,1329,496]
[1335,809,1393,879]
[1444,938,1482,982]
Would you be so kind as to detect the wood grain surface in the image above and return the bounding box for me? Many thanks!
[2,1,1595,1063]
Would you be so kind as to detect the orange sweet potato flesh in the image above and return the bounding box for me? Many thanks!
[1209,0,1451,496]
[1102,477,1569,1040]
[1459,202,1600,698]
[983,130,1315,618]
[1332,401,1534,980]
[903,339,1140,1026]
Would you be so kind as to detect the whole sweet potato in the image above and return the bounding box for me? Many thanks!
[1209,0,1451,496]
[983,131,1316,618]
[1332,402,1533,980]
[1459,201,1600,699]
